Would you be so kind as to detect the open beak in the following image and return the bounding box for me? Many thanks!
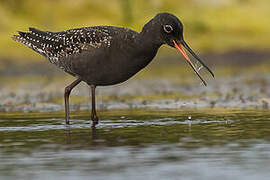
[173,39,214,86]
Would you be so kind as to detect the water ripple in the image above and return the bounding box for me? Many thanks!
[0,117,233,131]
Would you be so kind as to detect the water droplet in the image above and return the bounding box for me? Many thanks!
[198,65,203,72]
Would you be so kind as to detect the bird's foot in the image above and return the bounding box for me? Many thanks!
[91,114,99,127]
[65,117,70,125]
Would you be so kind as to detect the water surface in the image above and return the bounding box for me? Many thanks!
[0,109,270,180]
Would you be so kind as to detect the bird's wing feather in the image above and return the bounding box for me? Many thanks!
[13,27,113,75]
[13,27,113,60]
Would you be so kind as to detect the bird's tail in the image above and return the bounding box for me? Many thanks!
[12,28,54,57]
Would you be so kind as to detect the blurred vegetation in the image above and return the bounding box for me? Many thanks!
[0,0,270,63]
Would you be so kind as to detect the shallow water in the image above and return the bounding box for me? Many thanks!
[0,109,270,180]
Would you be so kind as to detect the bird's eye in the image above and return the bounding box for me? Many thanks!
[163,25,173,33]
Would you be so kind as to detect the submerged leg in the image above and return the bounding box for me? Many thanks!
[64,78,82,125]
[90,85,99,126]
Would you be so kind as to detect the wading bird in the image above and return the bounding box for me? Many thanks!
[13,13,214,127]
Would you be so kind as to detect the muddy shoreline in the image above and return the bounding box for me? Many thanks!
[0,74,269,112]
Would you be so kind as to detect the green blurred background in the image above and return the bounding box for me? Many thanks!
[1,0,270,63]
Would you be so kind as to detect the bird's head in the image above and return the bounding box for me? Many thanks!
[152,13,215,86]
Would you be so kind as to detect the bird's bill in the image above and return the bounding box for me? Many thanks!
[172,40,214,86]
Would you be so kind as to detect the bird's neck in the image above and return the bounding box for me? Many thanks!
[138,19,164,49]
[135,30,162,63]
[133,22,164,62]
[124,27,163,72]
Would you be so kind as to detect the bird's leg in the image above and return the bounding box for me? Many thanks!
[64,78,82,125]
[90,85,99,126]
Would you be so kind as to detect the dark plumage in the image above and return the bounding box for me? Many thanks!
[13,13,214,127]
